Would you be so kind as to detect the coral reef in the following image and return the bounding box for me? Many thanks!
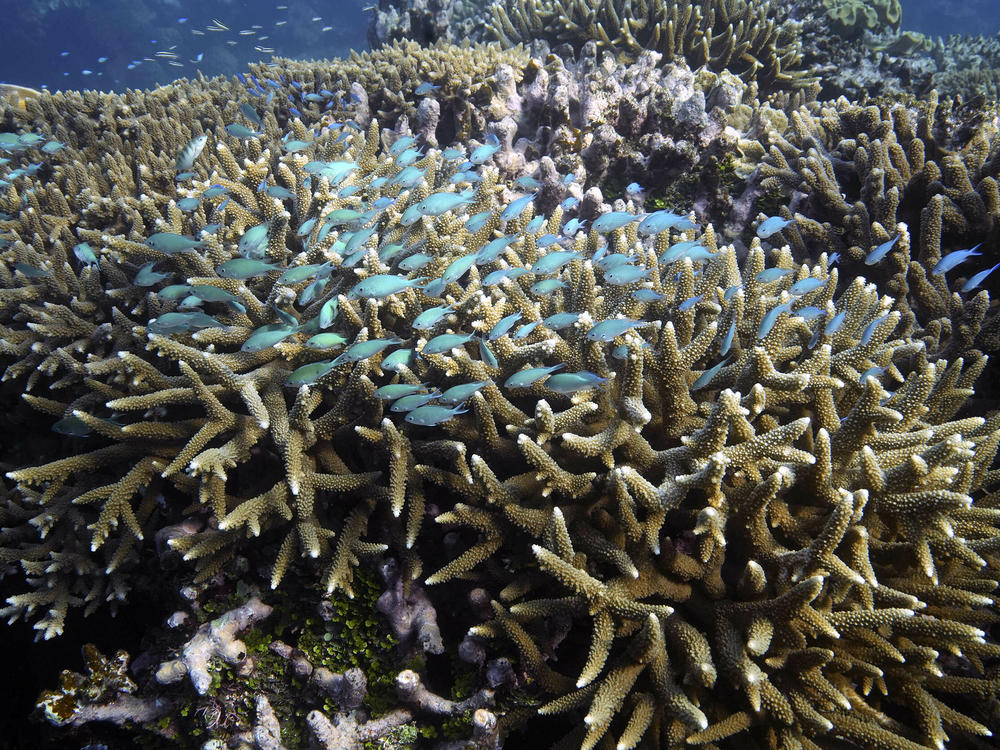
[752,90,1000,356]
[1,11,1000,750]
[821,0,901,40]
[247,40,530,144]
[488,0,812,93]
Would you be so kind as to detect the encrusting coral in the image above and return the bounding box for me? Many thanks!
[0,28,999,750]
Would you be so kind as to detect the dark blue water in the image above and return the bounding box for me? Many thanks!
[0,0,368,93]
[0,0,998,95]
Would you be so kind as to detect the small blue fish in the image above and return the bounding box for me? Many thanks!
[961,262,1000,292]
[603,265,652,286]
[625,182,644,195]
[52,415,91,437]
[396,148,423,166]
[417,190,475,217]
[148,311,224,335]
[438,381,489,405]
[73,242,99,266]
[464,210,493,233]
[422,332,476,355]
[266,185,296,199]
[545,371,608,394]
[516,176,542,191]
[658,241,711,265]
[530,279,566,295]
[412,304,454,330]
[531,250,581,275]
[176,197,201,211]
[542,312,580,331]
[757,301,791,340]
[560,196,579,211]
[596,253,637,270]
[479,337,498,368]
[500,193,537,222]
[504,364,564,389]
[399,253,434,271]
[216,258,279,279]
[631,288,665,302]
[285,360,336,386]
[865,234,899,265]
[525,215,546,234]
[388,165,425,188]
[934,244,983,275]
[238,222,270,258]
[637,210,687,236]
[297,276,329,306]
[483,267,531,286]
[240,102,263,127]
[469,134,500,165]
[404,404,468,426]
[692,357,731,390]
[476,235,520,264]
[348,274,426,299]
[442,147,464,160]
[563,218,587,235]
[678,294,703,311]
[134,262,172,286]
[720,319,737,356]
[13,262,49,278]
[225,123,262,140]
[441,253,478,285]
[592,211,638,233]
[332,337,404,366]
[382,348,415,372]
[794,306,825,321]
[375,383,430,400]
[586,318,642,342]
[860,314,889,345]
[756,215,795,239]
[389,136,417,156]
[319,297,339,328]
[390,392,441,412]
[157,284,194,300]
[859,366,885,383]
[513,320,541,340]
[242,325,297,352]
[536,233,561,248]
[824,310,847,336]
[789,278,825,296]
[489,311,522,341]
[422,278,446,297]
[755,268,794,283]
[414,81,440,95]
[305,333,347,349]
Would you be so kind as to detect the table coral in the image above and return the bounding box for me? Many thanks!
[821,0,901,40]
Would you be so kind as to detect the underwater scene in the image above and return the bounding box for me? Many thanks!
[3,0,1000,748]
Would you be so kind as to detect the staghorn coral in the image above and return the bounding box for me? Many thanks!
[0,51,999,750]
[754,91,1000,351]
[489,0,813,93]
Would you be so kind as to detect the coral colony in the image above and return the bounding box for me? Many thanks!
[2,0,1000,748]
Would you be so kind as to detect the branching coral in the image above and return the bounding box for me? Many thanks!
[489,0,813,92]
[0,44,999,750]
